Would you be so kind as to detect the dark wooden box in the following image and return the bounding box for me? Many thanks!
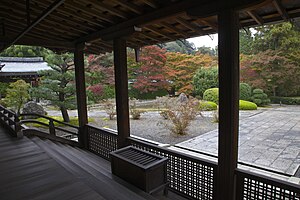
[110,146,168,193]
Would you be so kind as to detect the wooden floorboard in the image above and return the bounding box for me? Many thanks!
[0,126,104,200]
[0,125,186,200]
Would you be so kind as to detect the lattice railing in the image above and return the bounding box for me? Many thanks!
[86,125,118,160]
[236,169,300,200]
[128,137,217,200]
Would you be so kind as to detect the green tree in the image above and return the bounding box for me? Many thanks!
[4,80,30,115]
[161,40,196,54]
[239,28,253,54]
[0,82,9,99]
[31,53,76,122]
[0,45,50,57]
[193,66,218,96]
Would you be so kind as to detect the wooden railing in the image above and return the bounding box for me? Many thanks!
[86,124,118,160]
[128,136,217,200]
[20,113,80,146]
[236,168,300,200]
[0,105,20,136]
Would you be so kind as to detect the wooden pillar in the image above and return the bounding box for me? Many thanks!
[217,9,240,200]
[113,38,130,148]
[74,43,88,148]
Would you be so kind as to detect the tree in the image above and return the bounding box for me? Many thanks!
[196,46,217,56]
[193,66,218,96]
[239,28,254,54]
[31,53,76,122]
[241,51,299,96]
[86,53,115,102]
[4,80,30,115]
[130,46,169,93]
[0,45,50,57]
[165,52,216,94]
[161,40,196,54]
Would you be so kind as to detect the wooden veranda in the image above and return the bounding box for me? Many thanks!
[1,1,300,200]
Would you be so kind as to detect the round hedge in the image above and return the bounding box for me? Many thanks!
[198,101,218,111]
[239,100,257,110]
[203,88,219,104]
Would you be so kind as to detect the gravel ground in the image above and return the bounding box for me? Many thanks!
[88,111,218,145]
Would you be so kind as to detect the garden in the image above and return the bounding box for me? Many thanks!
[0,21,300,145]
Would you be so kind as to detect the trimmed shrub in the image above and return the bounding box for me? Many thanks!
[270,96,300,105]
[203,88,219,104]
[239,100,257,110]
[193,66,218,96]
[199,101,218,111]
[240,83,252,101]
[251,88,270,106]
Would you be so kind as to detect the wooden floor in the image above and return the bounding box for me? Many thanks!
[0,126,184,200]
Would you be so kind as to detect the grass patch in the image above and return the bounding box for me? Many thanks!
[26,116,95,128]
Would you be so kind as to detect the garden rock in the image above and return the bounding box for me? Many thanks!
[178,93,188,103]
[22,101,46,119]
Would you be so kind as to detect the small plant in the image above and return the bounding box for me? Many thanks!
[203,88,219,104]
[129,98,144,120]
[251,89,270,106]
[198,100,218,111]
[159,110,169,119]
[102,99,116,120]
[239,100,257,110]
[212,106,219,123]
[159,97,199,135]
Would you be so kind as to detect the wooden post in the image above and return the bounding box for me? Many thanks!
[74,43,88,148]
[113,38,130,148]
[217,9,240,200]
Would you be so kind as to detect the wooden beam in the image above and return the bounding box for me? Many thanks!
[26,0,31,26]
[160,22,189,37]
[74,0,208,43]
[141,0,159,8]
[273,0,289,21]
[217,9,240,200]
[0,0,64,52]
[0,37,75,49]
[74,43,88,148]
[176,17,205,34]
[246,10,264,25]
[101,26,142,41]
[187,0,266,17]
[111,0,143,15]
[113,38,130,148]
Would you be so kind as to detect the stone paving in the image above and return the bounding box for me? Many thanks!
[177,105,300,175]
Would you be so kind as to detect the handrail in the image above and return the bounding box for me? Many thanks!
[0,104,20,136]
[21,113,79,129]
[20,113,79,138]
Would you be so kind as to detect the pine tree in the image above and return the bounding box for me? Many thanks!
[31,53,76,122]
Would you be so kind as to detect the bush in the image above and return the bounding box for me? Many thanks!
[240,83,252,101]
[158,97,199,135]
[193,66,218,96]
[251,88,270,106]
[239,100,257,110]
[198,101,218,111]
[270,96,300,105]
[129,98,145,120]
[203,88,219,104]
[129,88,168,100]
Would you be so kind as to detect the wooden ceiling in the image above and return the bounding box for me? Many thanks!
[0,0,300,54]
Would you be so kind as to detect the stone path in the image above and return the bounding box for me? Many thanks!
[177,105,300,175]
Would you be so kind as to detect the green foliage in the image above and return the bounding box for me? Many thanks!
[240,28,254,55]
[0,82,9,98]
[161,40,196,54]
[198,101,217,111]
[203,88,219,104]
[239,83,252,101]
[251,89,270,106]
[129,98,145,120]
[129,87,168,100]
[239,100,257,110]
[270,96,300,105]
[0,45,50,57]
[193,66,218,96]
[196,46,217,56]
[3,80,30,114]
[31,52,76,122]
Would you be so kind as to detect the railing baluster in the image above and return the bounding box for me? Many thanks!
[49,119,56,136]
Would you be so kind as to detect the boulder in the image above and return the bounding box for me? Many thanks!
[22,101,46,119]
[178,93,188,103]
